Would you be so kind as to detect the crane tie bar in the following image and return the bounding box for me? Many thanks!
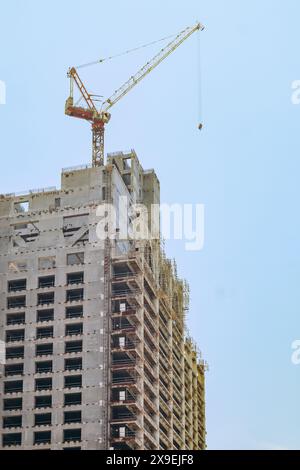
[76,33,177,69]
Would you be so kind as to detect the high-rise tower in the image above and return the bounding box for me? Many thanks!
[0,151,206,450]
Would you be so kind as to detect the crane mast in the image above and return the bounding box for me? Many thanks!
[65,22,204,167]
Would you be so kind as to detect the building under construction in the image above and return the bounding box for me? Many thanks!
[0,150,206,450]
[0,21,207,450]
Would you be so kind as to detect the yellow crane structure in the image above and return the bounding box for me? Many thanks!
[65,22,204,167]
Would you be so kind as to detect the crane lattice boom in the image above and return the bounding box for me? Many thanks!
[101,22,204,112]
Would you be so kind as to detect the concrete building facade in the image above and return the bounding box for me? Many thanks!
[0,150,206,450]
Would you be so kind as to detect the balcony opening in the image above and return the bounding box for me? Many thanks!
[144,350,156,370]
[66,306,83,319]
[66,289,84,303]
[36,344,53,357]
[14,201,29,213]
[9,260,27,273]
[112,300,132,314]
[63,215,88,237]
[38,256,56,270]
[63,429,81,443]
[65,341,82,354]
[111,406,135,422]
[6,312,25,326]
[34,413,52,427]
[35,361,52,374]
[35,395,52,409]
[112,283,133,298]
[160,440,168,450]
[6,330,25,343]
[112,352,135,367]
[64,375,82,389]
[67,272,84,285]
[35,378,52,391]
[159,406,169,421]
[4,380,23,394]
[173,408,181,423]
[3,415,22,429]
[111,424,135,439]
[37,309,54,323]
[34,431,51,445]
[7,296,26,309]
[122,174,131,187]
[6,346,24,360]
[65,323,83,337]
[145,383,156,403]
[37,292,54,306]
[111,389,135,403]
[67,253,84,266]
[112,317,134,332]
[55,198,61,208]
[65,358,82,371]
[113,265,134,279]
[3,398,22,411]
[5,363,24,377]
[36,326,53,339]
[2,433,22,447]
[112,371,135,386]
[123,157,132,171]
[64,393,82,406]
[38,276,55,289]
[8,279,27,292]
[112,336,135,350]
[64,411,82,425]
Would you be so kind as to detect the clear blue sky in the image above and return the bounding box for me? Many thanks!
[1,0,300,450]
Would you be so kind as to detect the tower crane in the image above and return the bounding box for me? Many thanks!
[65,22,204,167]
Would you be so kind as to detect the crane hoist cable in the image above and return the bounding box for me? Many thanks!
[197,27,203,131]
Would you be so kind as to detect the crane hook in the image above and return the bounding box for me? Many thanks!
[198,123,203,131]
